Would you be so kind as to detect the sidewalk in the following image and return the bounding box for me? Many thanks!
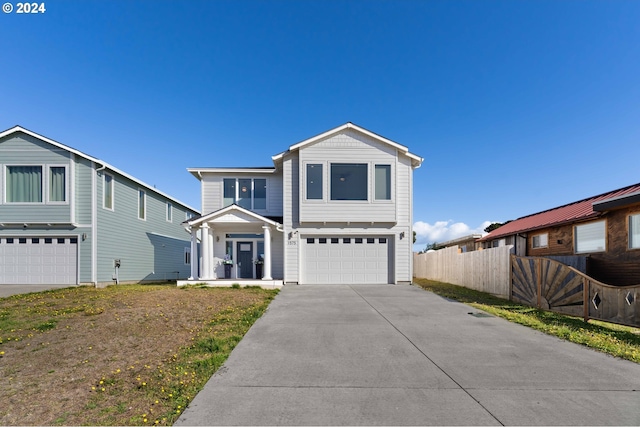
[175,284,640,426]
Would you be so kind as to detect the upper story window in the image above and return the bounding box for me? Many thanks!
[48,167,66,202]
[166,202,172,222]
[138,189,146,220]
[532,233,548,248]
[5,165,67,204]
[330,163,367,201]
[103,173,114,210]
[575,220,605,253]
[374,165,391,200]
[306,164,323,200]
[6,165,42,203]
[629,214,640,249]
[223,178,267,210]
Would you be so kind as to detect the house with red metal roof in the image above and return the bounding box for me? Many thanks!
[479,182,640,286]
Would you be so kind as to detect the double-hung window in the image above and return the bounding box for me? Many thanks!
[629,214,640,249]
[223,178,267,210]
[575,220,605,253]
[166,202,172,222]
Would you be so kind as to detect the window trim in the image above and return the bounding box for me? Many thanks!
[628,213,640,250]
[184,247,191,265]
[166,202,172,222]
[531,233,549,249]
[103,173,114,211]
[574,219,607,254]
[330,163,368,201]
[304,162,324,201]
[374,164,392,201]
[46,164,69,204]
[222,177,268,210]
[138,188,146,220]
[4,164,44,204]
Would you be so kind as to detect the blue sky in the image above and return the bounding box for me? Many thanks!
[2,0,639,251]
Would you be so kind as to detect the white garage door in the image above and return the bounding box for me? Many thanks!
[302,236,391,284]
[0,237,78,285]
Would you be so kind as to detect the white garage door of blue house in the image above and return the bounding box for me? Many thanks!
[302,236,391,284]
[0,237,78,285]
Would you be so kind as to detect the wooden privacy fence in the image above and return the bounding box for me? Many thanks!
[413,246,512,298]
[511,255,640,327]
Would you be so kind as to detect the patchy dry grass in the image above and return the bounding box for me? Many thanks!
[0,284,278,426]
[413,278,640,363]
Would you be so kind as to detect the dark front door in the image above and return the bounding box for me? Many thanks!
[237,242,253,278]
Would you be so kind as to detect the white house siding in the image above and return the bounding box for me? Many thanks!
[95,171,194,284]
[283,152,300,283]
[298,130,397,223]
[201,173,283,216]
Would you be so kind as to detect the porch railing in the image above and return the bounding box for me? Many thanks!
[511,255,640,328]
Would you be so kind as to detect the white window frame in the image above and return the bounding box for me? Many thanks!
[138,188,146,220]
[329,163,369,202]
[532,233,548,249]
[4,164,44,204]
[103,173,114,211]
[304,162,325,202]
[46,164,69,204]
[186,211,194,220]
[222,178,268,210]
[629,213,640,250]
[574,220,606,254]
[374,164,392,202]
[166,202,172,222]
[184,247,191,265]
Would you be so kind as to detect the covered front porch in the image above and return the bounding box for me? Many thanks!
[178,205,284,289]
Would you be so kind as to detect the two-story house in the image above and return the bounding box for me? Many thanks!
[182,123,423,286]
[0,126,199,288]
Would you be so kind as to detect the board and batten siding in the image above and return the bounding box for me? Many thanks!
[0,132,73,223]
[298,130,398,223]
[96,171,193,284]
[200,173,283,216]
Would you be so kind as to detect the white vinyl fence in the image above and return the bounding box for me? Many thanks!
[413,245,513,298]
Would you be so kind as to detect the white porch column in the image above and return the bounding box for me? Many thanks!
[201,223,211,280]
[189,226,198,280]
[208,226,215,279]
[262,224,272,280]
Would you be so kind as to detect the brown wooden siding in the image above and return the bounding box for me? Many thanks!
[522,207,640,286]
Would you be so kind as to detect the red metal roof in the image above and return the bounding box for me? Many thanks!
[479,182,640,241]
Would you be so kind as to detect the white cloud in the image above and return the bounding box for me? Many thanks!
[412,220,494,251]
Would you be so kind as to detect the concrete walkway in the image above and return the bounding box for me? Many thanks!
[175,284,640,426]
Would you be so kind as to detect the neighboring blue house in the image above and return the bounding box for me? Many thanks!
[182,123,423,287]
[0,126,199,287]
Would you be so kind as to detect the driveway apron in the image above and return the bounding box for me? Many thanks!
[175,284,640,426]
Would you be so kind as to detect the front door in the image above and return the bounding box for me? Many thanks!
[237,242,254,278]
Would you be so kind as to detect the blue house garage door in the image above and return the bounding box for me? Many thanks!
[0,237,78,285]
[302,236,391,284]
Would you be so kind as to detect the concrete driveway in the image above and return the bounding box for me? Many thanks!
[175,284,640,426]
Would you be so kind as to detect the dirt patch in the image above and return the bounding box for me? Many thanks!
[0,284,277,425]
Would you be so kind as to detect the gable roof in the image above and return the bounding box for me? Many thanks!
[272,122,423,168]
[185,203,281,227]
[0,125,199,213]
[479,182,640,241]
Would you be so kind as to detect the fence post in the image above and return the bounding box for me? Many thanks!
[583,279,590,323]
[536,259,542,308]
